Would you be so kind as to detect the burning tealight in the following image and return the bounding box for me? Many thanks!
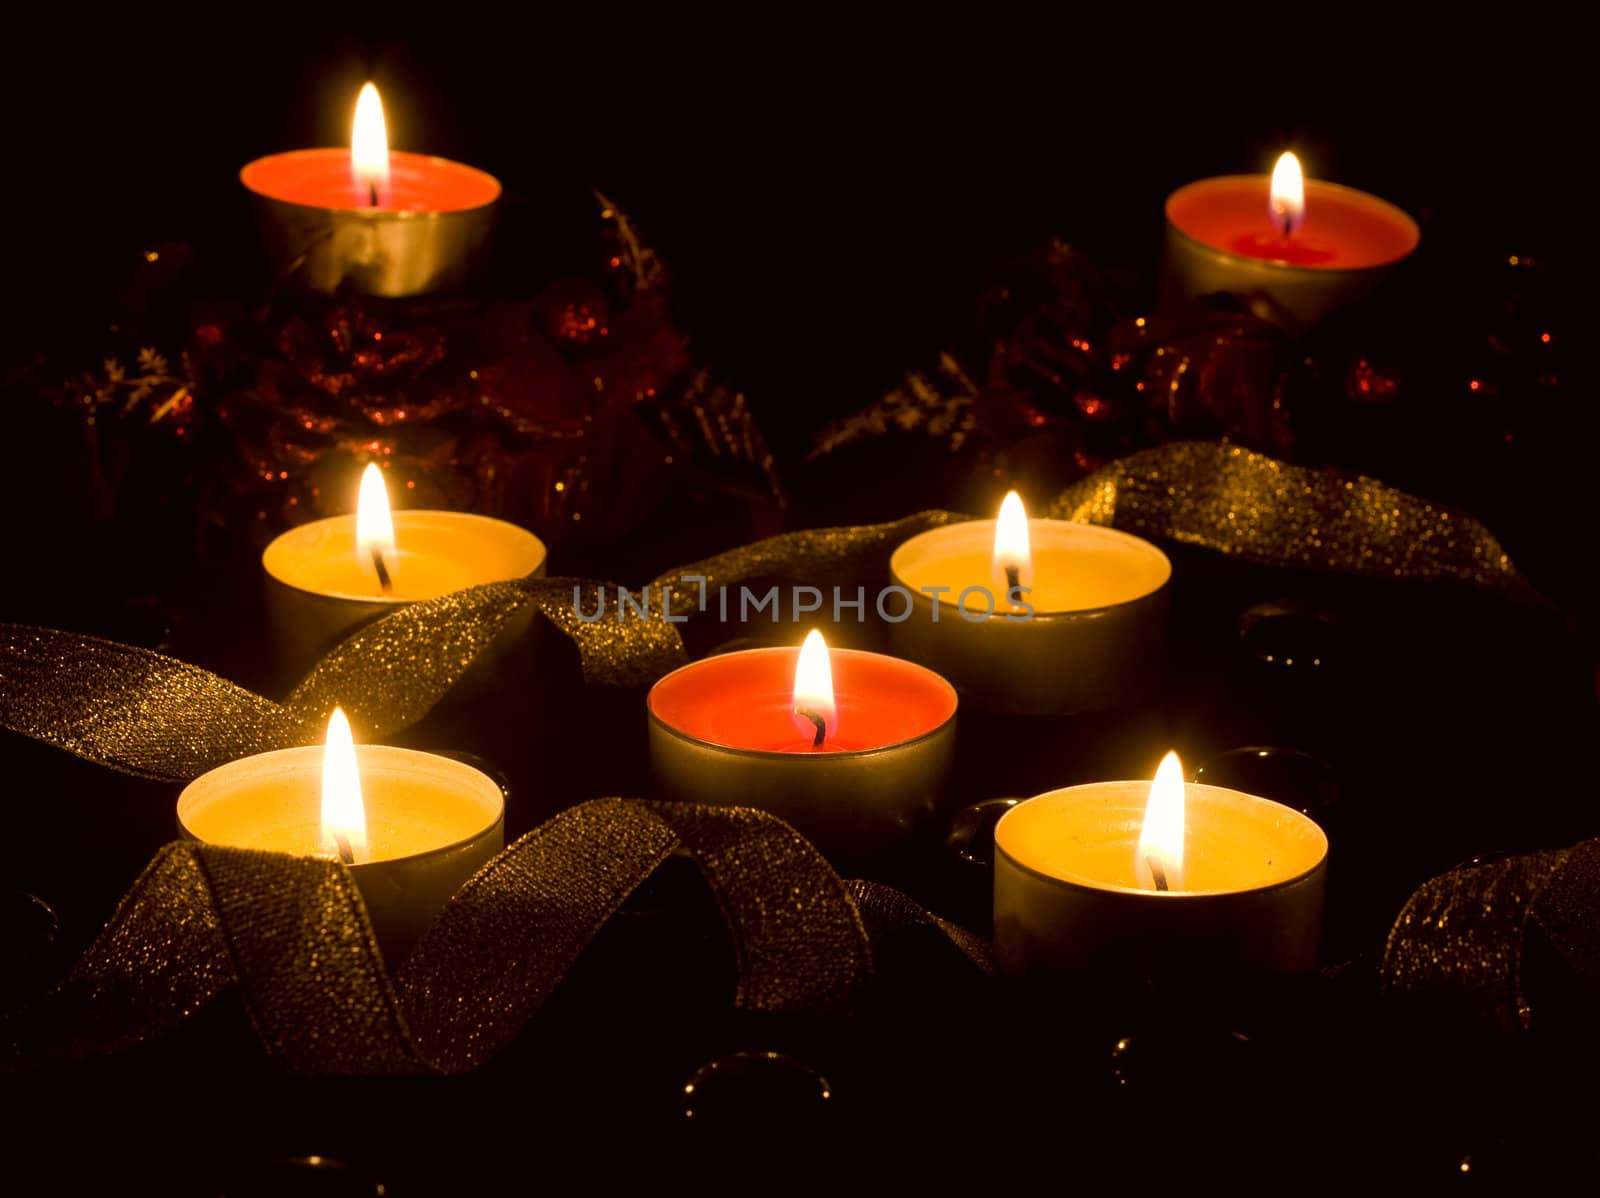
[240,81,501,296]
[646,630,957,858]
[992,751,1329,975]
[1162,150,1420,329]
[261,464,546,683]
[178,708,506,961]
[888,492,1171,714]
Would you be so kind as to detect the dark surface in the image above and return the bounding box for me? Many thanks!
[3,17,1600,1191]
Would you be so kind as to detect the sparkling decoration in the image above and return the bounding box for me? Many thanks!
[809,241,1302,479]
[806,238,1579,514]
[25,194,781,558]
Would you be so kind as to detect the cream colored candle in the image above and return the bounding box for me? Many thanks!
[262,465,546,681]
[993,752,1328,975]
[888,493,1170,714]
[178,709,505,962]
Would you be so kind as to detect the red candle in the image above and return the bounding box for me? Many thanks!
[240,82,500,297]
[649,638,956,753]
[1168,180,1416,270]
[1161,152,1419,329]
[240,148,500,214]
[647,635,958,857]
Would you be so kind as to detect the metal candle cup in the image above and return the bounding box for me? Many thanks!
[647,646,958,859]
[993,781,1328,976]
[261,510,547,685]
[178,745,505,962]
[240,148,500,297]
[1161,173,1419,331]
[888,518,1170,715]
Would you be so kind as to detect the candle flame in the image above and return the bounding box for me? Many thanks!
[1269,151,1305,238]
[992,491,1034,596]
[352,82,390,204]
[321,707,368,863]
[790,629,838,747]
[1136,751,1186,891]
[356,463,397,589]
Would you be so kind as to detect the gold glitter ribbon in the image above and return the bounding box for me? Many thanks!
[3,799,871,1074]
[1381,839,1600,1032]
[1049,442,1537,603]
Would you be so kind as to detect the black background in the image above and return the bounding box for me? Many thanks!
[3,15,1593,454]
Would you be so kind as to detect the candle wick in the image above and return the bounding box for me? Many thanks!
[1146,855,1170,892]
[795,707,826,748]
[334,833,356,866]
[1004,563,1025,613]
[370,548,393,593]
[368,183,379,208]
[1281,213,1293,240]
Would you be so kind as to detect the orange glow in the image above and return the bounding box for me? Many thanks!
[351,83,390,203]
[1136,751,1186,890]
[1269,152,1306,237]
[321,707,368,863]
[992,491,1034,595]
[356,463,397,588]
[790,630,838,746]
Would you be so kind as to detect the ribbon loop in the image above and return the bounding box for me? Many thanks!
[4,799,875,1075]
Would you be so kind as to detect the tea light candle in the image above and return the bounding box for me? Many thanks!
[178,708,506,961]
[647,631,958,858]
[262,464,547,681]
[1162,152,1419,329]
[240,82,500,296]
[993,752,1328,975]
[888,493,1170,714]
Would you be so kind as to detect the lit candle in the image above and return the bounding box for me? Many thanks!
[240,82,501,296]
[647,631,958,858]
[993,751,1328,975]
[888,492,1171,714]
[178,707,506,961]
[1162,151,1420,329]
[262,463,546,680]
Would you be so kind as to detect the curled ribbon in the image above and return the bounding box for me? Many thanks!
[3,799,875,1074]
[1381,839,1600,1032]
[1049,442,1537,603]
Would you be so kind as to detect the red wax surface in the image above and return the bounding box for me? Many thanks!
[240,149,501,213]
[648,647,957,754]
[1167,175,1418,270]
